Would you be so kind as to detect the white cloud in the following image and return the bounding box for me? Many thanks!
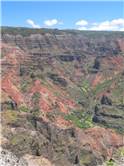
[26,18,124,31]
[119,27,124,31]
[26,19,40,28]
[78,27,87,30]
[44,19,62,27]
[75,19,88,26]
[92,22,98,26]
[77,18,124,31]
[90,18,124,31]
[89,22,118,31]
[111,18,124,26]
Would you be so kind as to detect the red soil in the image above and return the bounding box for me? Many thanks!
[2,75,24,105]
[78,127,124,159]
[92,74,103,87]
[30,80,77,113]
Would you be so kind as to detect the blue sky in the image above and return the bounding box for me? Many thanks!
[1,1,124,31]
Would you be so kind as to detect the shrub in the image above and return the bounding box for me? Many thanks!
[93,79,113,95]
[32,107,40,117]
[20,80,31,92]
[105,159,116,166]
[32,92,40,104]
[19,105,29,112]
[116,147,124,157]
[65,110,94,129]
[1,110,18,124]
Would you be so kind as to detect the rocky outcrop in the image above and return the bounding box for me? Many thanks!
[93,105,124,133]
[58,55,82,62]
[47,73,68,87]
[0,148,28,166]
[100,95,112,105]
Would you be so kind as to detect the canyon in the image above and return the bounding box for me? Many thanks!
[1,27,124,166]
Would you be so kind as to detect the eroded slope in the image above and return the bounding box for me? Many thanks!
[1,27,124,166]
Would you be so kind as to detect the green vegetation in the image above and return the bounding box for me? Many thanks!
[32,92,41,104]
[81,79,96,114]
[9,132,34,156]
[10,133,29,146]
[31,107,40,117]
[6,102,14,110]
[31,92,40,117]
[105,160,116,166]
[1,53,4,58]
[112,77,124,104]
[2,26,124,37]
[120,148,124,157]
[81,80,90,94]
[116,147,124,157]
[65,110,94,129]
[19,105,29,112]
[1,26,63,36]
[30,69,45,80]
[1,110,18,124]
[20,79,31,92]
[79,149,96,165]
[93,79,113,95]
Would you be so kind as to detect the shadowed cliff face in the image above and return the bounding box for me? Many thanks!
[1,27,124,166]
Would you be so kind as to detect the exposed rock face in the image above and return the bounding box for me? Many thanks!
[0,148,28,166]
[100,95,112,105]
[93,105,124,133]
[1,27,124,166]
[2,29,122,57]
[47,73,68,87]
[93,57,100,70]
[23,154,55,166]
[1,112,124,166]
[58,55,82,62]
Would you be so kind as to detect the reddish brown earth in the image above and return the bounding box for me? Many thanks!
[1,28,124,166]
[78,127,124,159]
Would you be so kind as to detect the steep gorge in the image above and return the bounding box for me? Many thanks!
[1,27,124,166]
